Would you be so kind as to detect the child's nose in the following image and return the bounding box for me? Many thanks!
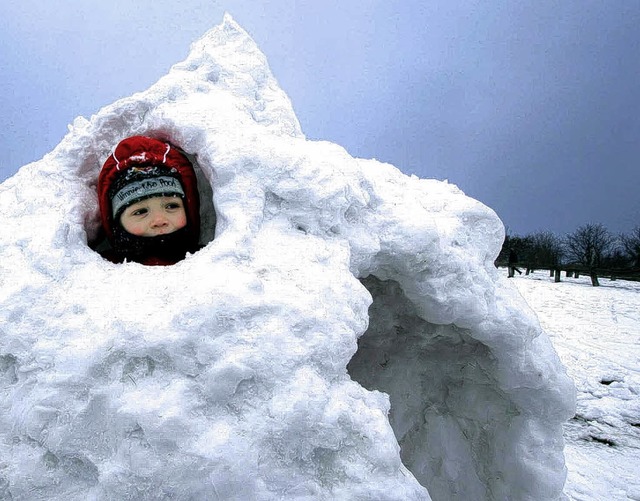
[150,212,169,227]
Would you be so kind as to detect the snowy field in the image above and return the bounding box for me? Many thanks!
[513,272,640,501]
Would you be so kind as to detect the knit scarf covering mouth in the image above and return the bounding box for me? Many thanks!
[112,226,196,264]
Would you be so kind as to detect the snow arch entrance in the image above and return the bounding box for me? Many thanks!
[348,275,519,500]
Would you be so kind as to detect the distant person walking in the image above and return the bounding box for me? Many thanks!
[508,249,522,278]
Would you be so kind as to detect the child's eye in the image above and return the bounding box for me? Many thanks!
[132,208,148,216]
[165,202,182,210]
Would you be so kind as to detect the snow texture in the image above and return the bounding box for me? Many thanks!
[0,15,575,501]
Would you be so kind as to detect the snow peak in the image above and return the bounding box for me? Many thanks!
[112,176,185,217]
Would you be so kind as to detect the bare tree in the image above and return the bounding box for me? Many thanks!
[564,223,615,286]
[531,231,564,269]
[620,226,640,268]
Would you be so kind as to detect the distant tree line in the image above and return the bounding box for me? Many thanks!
[496,224,640,286]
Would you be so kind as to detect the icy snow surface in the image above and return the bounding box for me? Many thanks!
[0,15,575,500]
[514,273,640,501]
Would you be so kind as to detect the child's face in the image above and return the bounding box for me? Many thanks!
[120,196,187,237]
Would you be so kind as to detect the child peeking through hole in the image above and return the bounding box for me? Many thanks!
[97,136,201,266]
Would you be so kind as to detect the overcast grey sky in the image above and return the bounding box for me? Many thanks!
[1,1,638,236]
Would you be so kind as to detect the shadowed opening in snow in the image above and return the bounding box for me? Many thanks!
[87,149,217,256]
[348,275,520,500]
[185,152,217,245]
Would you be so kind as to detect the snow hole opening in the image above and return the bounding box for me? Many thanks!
[347,275,520,500]
[87,150,217,261]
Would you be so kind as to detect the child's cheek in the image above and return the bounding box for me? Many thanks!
[121,216,146,236]
[178,213,187,230]
[129,222,147,236]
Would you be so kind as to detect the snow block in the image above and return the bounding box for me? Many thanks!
[0,14,575,501]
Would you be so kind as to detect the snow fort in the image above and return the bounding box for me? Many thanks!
[0,15,575,501]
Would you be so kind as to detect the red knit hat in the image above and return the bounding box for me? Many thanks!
[98,136,201,248]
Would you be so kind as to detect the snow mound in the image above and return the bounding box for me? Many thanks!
[0,14,575,501]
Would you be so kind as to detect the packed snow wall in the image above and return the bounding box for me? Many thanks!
[0,15,575,501]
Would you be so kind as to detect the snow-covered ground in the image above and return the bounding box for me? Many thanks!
[513,272,640,501]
